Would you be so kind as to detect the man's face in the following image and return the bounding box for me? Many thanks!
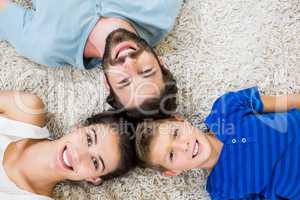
[102,29,165,109]
[149,120,213,173]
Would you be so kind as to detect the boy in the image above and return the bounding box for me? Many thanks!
[135,87,300,200]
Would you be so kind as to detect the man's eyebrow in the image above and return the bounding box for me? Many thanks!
[98,155,106,172]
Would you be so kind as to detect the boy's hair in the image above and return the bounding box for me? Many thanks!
[134,117,178,171]
[105,49,178,120]
[84,111,136,180]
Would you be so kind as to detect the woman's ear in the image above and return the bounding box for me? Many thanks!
[162,170,181,177]
[86,177,103,186]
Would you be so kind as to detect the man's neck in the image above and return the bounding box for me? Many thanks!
[0,0,9,12]
[84,17,137,59]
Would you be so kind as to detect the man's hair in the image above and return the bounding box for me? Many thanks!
[104,38,178,119]
[134,118,178,171]
[84,111,136,180]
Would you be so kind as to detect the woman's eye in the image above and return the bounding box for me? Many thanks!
[86,134,92,147]
[92,157,99,170]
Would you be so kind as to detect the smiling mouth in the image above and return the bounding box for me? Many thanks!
[60,146,74,171]
[114,42,137,60]
[192,140,200,158]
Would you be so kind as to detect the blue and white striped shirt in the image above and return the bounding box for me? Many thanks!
[205,87,300,200]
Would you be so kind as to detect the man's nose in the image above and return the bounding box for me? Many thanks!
[123,56,138,73]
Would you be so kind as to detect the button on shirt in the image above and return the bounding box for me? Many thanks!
[0,0,182,68]
[204,87,300,200]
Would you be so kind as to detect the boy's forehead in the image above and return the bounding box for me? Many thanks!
[149,129,169,164]
[157,121,180,135]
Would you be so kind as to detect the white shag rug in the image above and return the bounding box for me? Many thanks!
[0,0,299,199]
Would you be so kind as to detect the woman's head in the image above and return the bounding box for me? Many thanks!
[54,112,136,185]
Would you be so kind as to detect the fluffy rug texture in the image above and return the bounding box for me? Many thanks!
[0,0,299,199]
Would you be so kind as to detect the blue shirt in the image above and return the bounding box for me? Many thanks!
[204,87,300,200]
[0,0,182,68]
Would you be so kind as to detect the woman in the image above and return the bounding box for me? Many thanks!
[0,91,135,199]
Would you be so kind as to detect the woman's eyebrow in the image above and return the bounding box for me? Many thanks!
[92,128,97,145]
[99,155,106,172]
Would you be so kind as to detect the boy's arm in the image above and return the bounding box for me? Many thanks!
[261,94,300,113]
[0,91,46,127]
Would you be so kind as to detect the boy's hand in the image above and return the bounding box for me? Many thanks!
[0,0,9,12]
[261,94,300,113]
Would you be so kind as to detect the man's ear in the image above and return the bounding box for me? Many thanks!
[162,170,181,177]
[86,177,103,186]
[102,73,110,95]
[158,56,169,69]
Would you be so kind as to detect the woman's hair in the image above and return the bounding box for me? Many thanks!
[83,111,136,181]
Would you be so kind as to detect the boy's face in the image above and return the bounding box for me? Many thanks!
[149,120,213,175]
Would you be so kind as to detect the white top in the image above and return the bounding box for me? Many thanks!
[0,116,53,200]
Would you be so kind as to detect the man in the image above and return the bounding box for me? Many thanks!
[0,0,181,116]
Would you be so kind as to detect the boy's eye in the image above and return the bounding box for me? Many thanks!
[174,129,179,138]
[86,134,93,147]
[92,157,99,170]
[169,151,174,161]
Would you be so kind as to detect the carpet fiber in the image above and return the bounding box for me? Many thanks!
[0,0,299,199]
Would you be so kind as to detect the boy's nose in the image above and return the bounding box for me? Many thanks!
[174,141,190,153]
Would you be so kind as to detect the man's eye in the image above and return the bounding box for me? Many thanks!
[92,157,99,170]
[170,151,174,161]
[142,68,152,74]
[86,134,92,147]
[119,78,129,85]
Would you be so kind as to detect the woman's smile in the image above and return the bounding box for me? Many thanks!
[58,144,74,172]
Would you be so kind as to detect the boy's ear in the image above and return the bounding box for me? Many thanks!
[172,113,185,121]
[86,177,103,186]
[162,170,181,177]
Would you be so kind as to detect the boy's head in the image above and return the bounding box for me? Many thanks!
[135,115,213,176]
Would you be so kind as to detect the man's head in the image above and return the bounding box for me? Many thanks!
[102,29,177,118]
[135,116,214,176]
[57,112,136,185]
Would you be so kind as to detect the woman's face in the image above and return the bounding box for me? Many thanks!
[53,124,120,185]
